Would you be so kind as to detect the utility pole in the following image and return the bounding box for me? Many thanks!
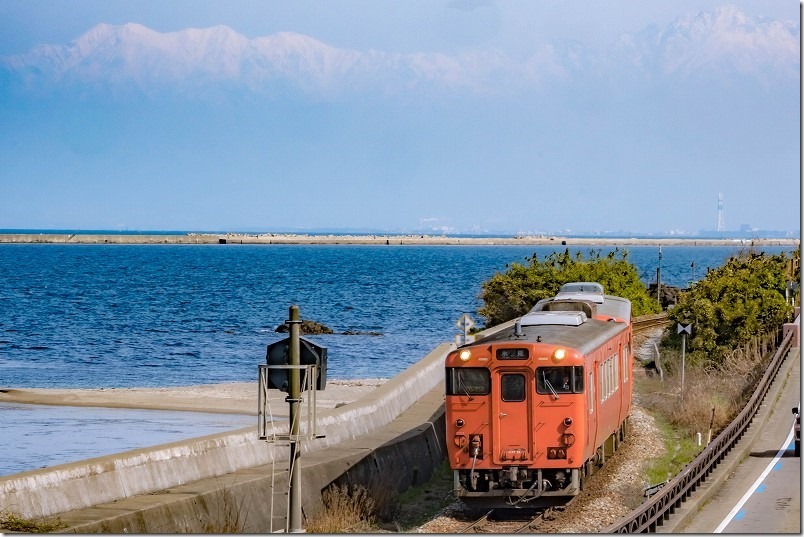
[690,261,695,288]
[678,323,692,410]
[656,246,662,304]
[287,305,303,533]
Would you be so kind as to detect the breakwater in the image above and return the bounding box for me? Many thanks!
[0,233,798,247]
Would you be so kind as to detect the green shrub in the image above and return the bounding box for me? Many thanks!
[478,248,661,326]
[667,250,797,367]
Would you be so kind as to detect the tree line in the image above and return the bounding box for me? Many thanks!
[478,247,800,366]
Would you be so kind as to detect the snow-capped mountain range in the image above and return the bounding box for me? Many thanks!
[1,6,797,99]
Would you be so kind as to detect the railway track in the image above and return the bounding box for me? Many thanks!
[632,313,670,334]
[459,502,574,533]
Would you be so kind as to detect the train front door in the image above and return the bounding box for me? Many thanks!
[492,371,532,464]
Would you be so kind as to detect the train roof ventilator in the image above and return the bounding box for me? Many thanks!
[519,311,587,327]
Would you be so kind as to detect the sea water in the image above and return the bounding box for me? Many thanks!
[0,242,792,387]
[0,402,254,475]
[0,242,793,474]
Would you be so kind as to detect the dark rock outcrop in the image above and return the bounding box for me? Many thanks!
[275,320,333,334]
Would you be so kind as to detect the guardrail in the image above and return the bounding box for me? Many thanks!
[604,327,796,533]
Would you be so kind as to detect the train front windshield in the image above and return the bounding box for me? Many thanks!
[536,366,584,394]
[446,367,491,396]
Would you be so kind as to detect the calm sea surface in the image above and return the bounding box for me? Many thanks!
[0,402,254,475]
[0,243,793,388]
[0,242,793,475]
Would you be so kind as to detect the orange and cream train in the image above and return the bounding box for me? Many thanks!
[445,282,633,506]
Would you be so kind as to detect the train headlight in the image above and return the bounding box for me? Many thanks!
[459,350,471,361]
[552,348,566,362]
[562,433,576,446]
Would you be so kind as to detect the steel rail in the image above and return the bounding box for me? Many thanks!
[632,314,670,333]
[603,328,795,533]
[460,509,495,533]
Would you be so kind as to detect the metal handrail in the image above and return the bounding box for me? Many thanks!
[604,328,795,533]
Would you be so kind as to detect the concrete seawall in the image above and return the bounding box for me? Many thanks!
[0,343,454,523]
[51,386,447,533]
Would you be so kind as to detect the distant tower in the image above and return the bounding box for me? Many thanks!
[717,193,725,232]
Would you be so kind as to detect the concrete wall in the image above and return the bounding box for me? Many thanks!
[0,343,453,521]
[54,391,447,533]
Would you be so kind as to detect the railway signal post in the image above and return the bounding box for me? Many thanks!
[455,313,475,346]
[287,305,303,533]
[259,306,326,532]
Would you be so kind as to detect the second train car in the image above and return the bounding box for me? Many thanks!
[445,282,633,506]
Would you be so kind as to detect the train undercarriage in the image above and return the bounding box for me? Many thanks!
[454,466,581,506]
[454,420,629,508]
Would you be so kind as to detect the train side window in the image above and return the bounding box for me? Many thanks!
[623,345,630,382]
[500,374,526,402]
[588,371,594,413]
[611,357,616,395]
[610,356,616,395]
[599,361,608,403]
[446,367,490,396]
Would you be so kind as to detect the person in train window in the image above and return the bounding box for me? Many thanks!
[561,375,571,392]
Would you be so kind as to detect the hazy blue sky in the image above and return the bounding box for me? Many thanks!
[0,1,799,235]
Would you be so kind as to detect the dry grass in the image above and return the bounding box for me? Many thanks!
[201,480,251,533]
[0,510,64,533]
[638,333,774,439]
[305,484,378,533]
[306,465,453,532]
[636,332,778,486]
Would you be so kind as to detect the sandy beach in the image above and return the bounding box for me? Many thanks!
[0,379,388,416]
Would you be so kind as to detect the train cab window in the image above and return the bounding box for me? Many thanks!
[623,345,630,382]
[500,374,526,402]
[446,367,491,396]
[536,366,584,395]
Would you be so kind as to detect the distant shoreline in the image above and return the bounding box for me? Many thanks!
[0,233,799,247]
